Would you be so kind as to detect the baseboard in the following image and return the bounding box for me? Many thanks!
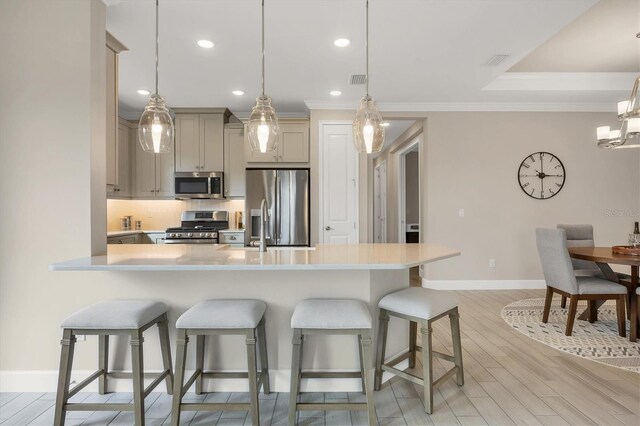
[422,279,546,290]
[0,359,408,393]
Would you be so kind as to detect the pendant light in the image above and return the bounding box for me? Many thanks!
[138,0,174,154]
[247,0,279,153]
[353,0,384,154]
[596,75,640,149]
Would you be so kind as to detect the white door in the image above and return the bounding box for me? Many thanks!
[374,161,387,243]
[320,123,358,244]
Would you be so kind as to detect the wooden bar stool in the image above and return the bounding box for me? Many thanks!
[54,300,173,426]
[171,300,269,426]
[288,299,376,426]
[374,288,464,414]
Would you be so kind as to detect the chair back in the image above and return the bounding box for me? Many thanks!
[536,228,579,295]
[557,224,600,272]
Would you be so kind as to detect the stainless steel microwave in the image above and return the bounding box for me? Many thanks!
[174,172,224,199]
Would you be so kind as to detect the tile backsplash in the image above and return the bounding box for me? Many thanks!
[107,199,245,231]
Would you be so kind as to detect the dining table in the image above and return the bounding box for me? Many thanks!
[568,247,639,342]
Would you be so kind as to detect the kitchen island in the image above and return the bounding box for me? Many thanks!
[50,243,459,392]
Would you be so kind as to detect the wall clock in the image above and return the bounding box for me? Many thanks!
[517,152,566,200]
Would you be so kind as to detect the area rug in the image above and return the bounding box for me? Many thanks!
[501,298,640,373]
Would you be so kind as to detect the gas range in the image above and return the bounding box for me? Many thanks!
[164,210,229,244]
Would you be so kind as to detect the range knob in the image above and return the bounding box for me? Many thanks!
[200,232,205,237]
[170,233,176,238]
[188,233,193,237]
[205,233,210,237]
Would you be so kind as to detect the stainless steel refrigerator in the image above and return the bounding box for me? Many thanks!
[245,169,310,246]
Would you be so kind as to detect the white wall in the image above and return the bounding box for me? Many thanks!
[422,112,639,281]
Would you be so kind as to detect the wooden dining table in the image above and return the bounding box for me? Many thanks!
[568,247,639,342]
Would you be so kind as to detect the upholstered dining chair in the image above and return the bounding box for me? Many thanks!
[536,228,627,336]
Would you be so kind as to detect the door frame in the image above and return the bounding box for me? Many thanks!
[397,136,421,243]
[374,160,387,243]
[318,121,360,243]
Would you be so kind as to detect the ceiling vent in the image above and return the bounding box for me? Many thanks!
[484,54,511,66]
[349,74,367,85]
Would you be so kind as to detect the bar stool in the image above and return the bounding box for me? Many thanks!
[171,300,269,426]
[54,300,173,426]
[288,299,376,426]
[374,287,464,414]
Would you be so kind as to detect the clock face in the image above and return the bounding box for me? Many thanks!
[518,152,566,200]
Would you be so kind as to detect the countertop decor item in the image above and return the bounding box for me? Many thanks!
[517,152,565,200]
[613,245,640,256]
[352,0,385,154]
[247,0,279,154]
[138,0,174,154]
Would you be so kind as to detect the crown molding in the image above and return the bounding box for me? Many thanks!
[304,100,615,112]
[483,72,637,92]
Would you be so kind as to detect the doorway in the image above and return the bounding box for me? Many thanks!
[374,160,387,243]
[398,136,421,244]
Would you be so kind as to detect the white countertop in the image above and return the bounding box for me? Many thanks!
[50,243,459,271]
[107,230,166,237]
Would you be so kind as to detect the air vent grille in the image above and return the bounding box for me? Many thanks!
[485,54,511,66]
[349,74,367,85]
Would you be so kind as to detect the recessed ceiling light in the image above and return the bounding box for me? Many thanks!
[334,38,350,47]
[137,89,150,95]
[381,122,390,127]
[232,90,245,96]
[197,39,214,49]
[330,90,342,96]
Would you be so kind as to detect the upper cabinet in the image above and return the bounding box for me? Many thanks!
[134,130,175,199]
[107,119,134,198]
[105,32,128,188]
[174,109,230,172]
[224,124,245,198]
[245,119,309,164]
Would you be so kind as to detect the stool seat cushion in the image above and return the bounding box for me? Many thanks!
[61,300,168,330]
[176,299,266,329]
[291,299,372,329]
[379,288,457,320]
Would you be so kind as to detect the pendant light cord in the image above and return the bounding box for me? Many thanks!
[261,0,265,97]
[365,0,369,97]
[155,0,159,95]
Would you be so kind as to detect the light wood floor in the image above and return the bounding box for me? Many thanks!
[1,290,639,425]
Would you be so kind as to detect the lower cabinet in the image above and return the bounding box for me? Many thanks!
[107,234,138,244]
[220,231,245,246]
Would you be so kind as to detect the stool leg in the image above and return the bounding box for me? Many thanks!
[53,329,75,426]
[409,321,417,369]
[449,308,464,386]
[360,331,377,426]
[130,329,145,426]
[288,328,303,426]
[246,328,260,426]
[158,315,174,395]
[560,295,567,309]
[257,318,271,394]
[374,309,389,391]
[421,322,433,414]
[358,334,366,394]
[195,335,205,395]
[171,330,188,426]
[98,335,109,395]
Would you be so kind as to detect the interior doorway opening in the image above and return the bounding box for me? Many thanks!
[398,136,421,244]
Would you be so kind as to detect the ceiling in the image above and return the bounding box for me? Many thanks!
[105,0,637,118]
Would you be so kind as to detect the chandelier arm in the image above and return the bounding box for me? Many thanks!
[155,0,159,95]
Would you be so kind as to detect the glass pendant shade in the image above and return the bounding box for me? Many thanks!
[353,96,385,154]
[247,96,279,153]
[138,94,174,154]
[597,76,640,149]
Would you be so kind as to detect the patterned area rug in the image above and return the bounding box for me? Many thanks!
[501,297,640,373]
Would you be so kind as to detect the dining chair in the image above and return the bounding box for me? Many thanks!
[536,228,627,336]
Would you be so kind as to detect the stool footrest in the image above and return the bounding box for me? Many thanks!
[180,369,202,398]
[381,365,423,386]
[433,351,455,363]
[432,366,459,389]
[143,369,170,398]
[301,371,362,379]
[297,402,367,411]
[65,402,134,412]
[180,402,251,412]
[387,351,410,368]
[68,369,104,398]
